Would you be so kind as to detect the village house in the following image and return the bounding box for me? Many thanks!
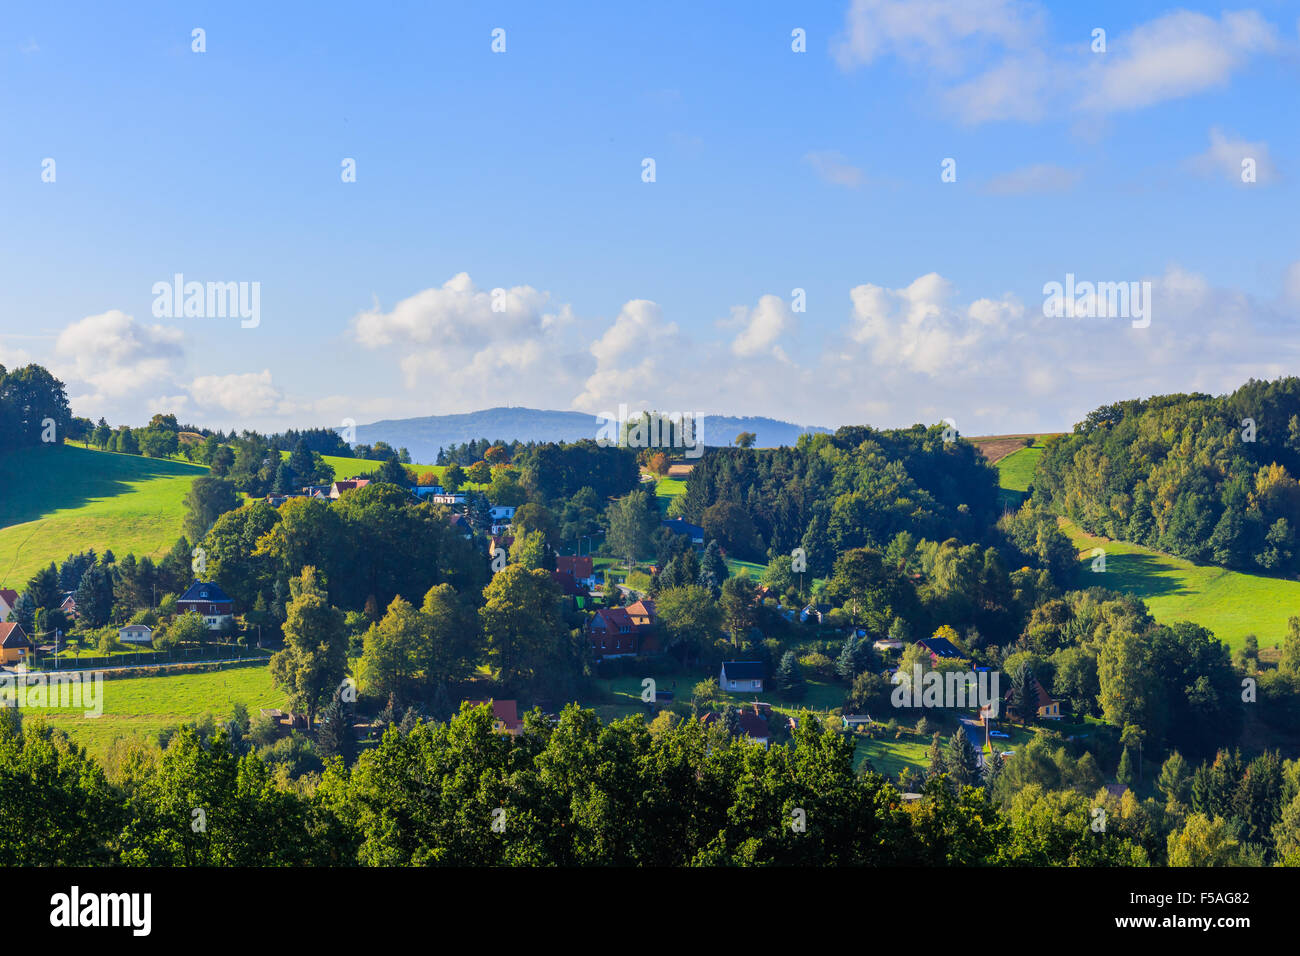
[555,555,598,589]
[660,517,705,546]
[915,636,965,664]
[488,505,516,535]
[464,699,524,735]
[624,598,660,654]
[178,581,235,630]
[994,672,1062,722]
[701,702,774,746]
[589,606,639,658]
[329,479,370,499]
[0,622,33,666]
[59,593,77,619]
[0,588,19,623]
[118,624,154,645]
[719,660,765,693]
[430,491,466,507]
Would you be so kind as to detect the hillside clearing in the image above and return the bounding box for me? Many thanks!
[0,445,207,587]
[1060,517,1300,650]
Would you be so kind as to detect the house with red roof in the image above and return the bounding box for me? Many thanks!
[555,555,597,589]
[329,479,370,499]
[589,606,639,658]
[464,699,524,735]
[0,622,33,666]
[0,589,18,623]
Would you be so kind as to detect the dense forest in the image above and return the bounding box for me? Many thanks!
[1033,377,1300,574]
[672,424,1002,568]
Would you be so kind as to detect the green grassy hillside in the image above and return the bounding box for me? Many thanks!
[1060,517,1300,651]
[993,440,1047,509]
[0,444,207,587]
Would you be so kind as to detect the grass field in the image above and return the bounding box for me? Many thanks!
[0,444,208,588]
[652,475,687,514]
[854,734,931,778]
[22,665,285,761]
[1060,517,1300,650]
[991,439,1048,510]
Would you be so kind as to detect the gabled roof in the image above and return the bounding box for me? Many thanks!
[721,661,765,681]
[331,479,370,493]
[0,588,19,608]
[465,699,522,730]
[626,598,656,620]
[592,606,634,630]
[0,622,32,649]
[736,707,770,740]
[556,555,594,578]
[916,636,963,659]
[178,581,233,604]
[1004,672,1055,710]
[661,517,705,538]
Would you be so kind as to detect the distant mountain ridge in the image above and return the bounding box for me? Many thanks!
[349,407,832,462]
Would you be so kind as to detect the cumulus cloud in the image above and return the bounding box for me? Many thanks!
[804,151,864,188]
[351,271,585,409]
[54,310,185,400]
[728,295,796,358]
[1188,127,1277,185]
[190,369,285,418]
[575,299,684,412]
[847,273,1025,375]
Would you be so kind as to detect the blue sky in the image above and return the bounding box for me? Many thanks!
[1,0,1298,436]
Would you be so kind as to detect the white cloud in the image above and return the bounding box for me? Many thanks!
[804,150,864,188]
[729,295,796,358]
[847,273,1024,375]
[836,2,1283,127]
[190,369,284,418]
[983,162,1081,194]
[54,310,185,401]
[834,0,1045,74]
[1188,127,1277,185]
[1080,11,1278,114]
[0,338,32,369]
[576,299,683,411]
[352,272,585,410]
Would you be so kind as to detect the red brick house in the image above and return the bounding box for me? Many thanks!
[589,606,639,658]
[555,555,597,588]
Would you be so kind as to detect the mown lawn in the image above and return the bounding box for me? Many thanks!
[854,734,932,778]
[18,665,285,762]
[1060,517,1300,650]
[0,444,208,587]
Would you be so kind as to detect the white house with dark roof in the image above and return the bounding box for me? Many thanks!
[720,661,765,693]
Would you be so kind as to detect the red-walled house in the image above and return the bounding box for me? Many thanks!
[589,606,639,658]
[178,581,235,630]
